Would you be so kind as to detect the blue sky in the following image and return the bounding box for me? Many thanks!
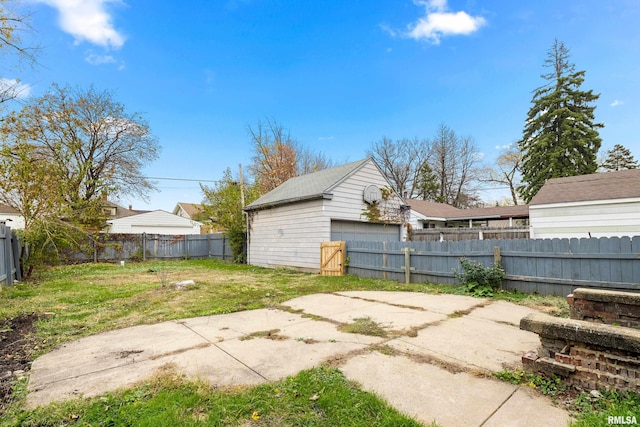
[5,0,640,211]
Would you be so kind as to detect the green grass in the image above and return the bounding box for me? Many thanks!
[5,366,422,427]
[570,390,640,427]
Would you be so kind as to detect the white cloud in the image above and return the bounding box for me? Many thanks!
[85,52,116,65]
[406,0,486,44]
[379,23,398,38]
[84,50,125,69]
[495,143,512,150]
[35,0,125,49]
[0,78,32,99]
[610,99,624,107]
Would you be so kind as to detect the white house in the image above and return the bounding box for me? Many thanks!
[529,169,640,239]
[0,204,25,230]
[106,210,202,234]
[244,158,407,272]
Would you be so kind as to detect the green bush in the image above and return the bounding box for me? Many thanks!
[454,258,505,297]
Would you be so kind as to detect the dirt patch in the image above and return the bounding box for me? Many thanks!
[0,313,42,413]
[239,329,288,341]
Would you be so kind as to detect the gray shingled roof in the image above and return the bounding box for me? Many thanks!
[406,199,462,219]
[530,169,640,206]
[407,199,529,220]
[245,158,371,211]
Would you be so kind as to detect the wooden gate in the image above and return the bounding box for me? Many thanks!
[320,241,345,276]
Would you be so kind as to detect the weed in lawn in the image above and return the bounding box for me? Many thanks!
[494,369,567,397]
[338,316,388,337]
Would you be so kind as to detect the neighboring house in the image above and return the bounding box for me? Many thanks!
[173,202,204,220]
[0,204,25,230]
[244,158,407,272]
[102,200,145,220]
[106,210,202,234]
[173,202,218,233]
[407,199,529,230]
[529,169,640,239]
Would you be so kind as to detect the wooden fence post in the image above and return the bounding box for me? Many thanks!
[142,233,147,261]
[222,236,226,260]
[494,246,501,266]
[4,225,12,285]
[383,241,388,280]
[402,247,415,284]
[11,231,21,281]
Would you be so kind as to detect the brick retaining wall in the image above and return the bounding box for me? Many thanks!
[568,288,640,328]
[520,288,640,392]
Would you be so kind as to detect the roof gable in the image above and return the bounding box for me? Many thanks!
[245,158,375,211]
[530,169,640,206]
[174,202,204,218]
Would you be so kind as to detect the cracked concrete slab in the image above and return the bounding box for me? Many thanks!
[25,291,570,426]
[388,315,540,372]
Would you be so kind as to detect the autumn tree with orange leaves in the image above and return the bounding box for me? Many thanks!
[248,119,333,194]
[248,119,298,193]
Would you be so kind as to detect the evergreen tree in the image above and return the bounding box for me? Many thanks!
[601,144,638,171]
[517,40,603,203]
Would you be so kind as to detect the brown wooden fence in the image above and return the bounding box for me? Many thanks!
[410,227,530,242]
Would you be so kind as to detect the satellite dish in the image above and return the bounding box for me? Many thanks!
[363,185,382,204]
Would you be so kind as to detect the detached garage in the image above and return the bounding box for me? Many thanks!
[106,210,203,234]
[529,169,640,239]
[244,158,406,272]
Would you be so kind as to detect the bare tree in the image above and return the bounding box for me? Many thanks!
[298,146,334,175]
[430,123,481,207]
[1,0,39,107]
[481,144,522,205]
[367,136,430,198]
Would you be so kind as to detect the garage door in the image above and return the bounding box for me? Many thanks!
[330,220,401,242]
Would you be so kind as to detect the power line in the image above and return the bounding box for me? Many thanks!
[144,176,221,183]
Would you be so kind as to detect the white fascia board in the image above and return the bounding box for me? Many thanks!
[529,197,640,210]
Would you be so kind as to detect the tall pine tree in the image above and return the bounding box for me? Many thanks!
[518,40,603,203]
[601,144,638,171]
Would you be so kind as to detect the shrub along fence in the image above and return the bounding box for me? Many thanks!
[345,236,640,296]
[69,233,234,262]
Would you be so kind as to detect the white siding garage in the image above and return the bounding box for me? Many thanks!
[245,158,407,272]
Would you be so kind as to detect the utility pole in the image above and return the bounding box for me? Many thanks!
[238,164,245,208]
